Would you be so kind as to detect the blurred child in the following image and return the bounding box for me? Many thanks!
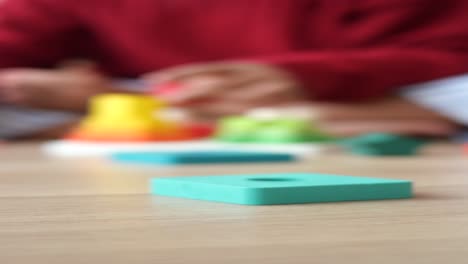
[1,0,467,138]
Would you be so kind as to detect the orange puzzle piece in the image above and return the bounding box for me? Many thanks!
[66,93,213,142]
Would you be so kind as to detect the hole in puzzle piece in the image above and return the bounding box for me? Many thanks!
[247,177,297,182]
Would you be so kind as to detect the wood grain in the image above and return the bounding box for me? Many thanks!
[0,142,467,264]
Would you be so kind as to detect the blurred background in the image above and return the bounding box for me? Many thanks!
[0,0,467,144]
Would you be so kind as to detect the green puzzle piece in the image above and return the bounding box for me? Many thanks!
[151,173,412,205]
[216,116,258,142]
[252,119,312,143]
[216,116,333,143]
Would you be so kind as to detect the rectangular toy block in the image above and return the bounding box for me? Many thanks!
[111,151,295,165]
[151,173,412,205]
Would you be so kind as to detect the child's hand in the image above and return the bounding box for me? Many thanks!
[284,98,458,137]
[0,64,113,111]
[144,62,303,117]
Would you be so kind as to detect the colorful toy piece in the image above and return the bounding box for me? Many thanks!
[67,93,212,142]
[216,116,332,143]
[216,117,259,142]
[253,118,319,143]
[340,133,427,156]
[463,144,468,155]
[151,173,412,205]
[111,151,295,165]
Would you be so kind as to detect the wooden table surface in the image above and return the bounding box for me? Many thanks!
[0,143,467,264]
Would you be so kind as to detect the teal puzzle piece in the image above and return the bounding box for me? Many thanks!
[340,133,427,156]
[151,173,412,205]
[112,151,295,165]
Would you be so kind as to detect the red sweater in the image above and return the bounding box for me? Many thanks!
[0,0,468,101]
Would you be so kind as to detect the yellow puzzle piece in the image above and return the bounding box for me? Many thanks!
[67,94,191,142]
